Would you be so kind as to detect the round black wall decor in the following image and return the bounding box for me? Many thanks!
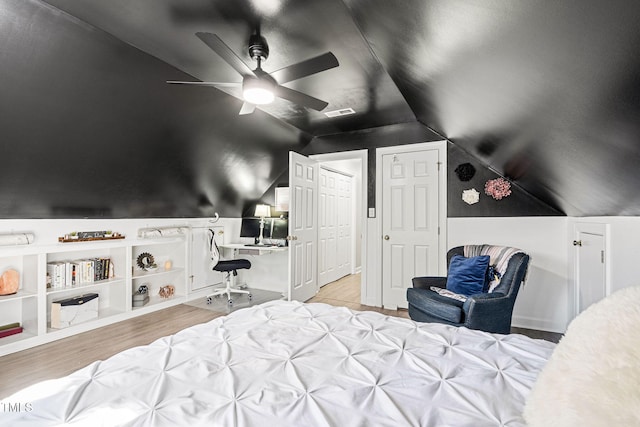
[455,163,476,181]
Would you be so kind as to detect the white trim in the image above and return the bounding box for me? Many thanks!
[512,315,567,334]
[310,150,368,304]
[319,164,354,178]
[375,141,448,307]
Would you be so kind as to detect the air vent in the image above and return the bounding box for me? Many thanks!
[324,107,356,118]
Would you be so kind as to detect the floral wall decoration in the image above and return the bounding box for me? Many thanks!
[484,177,512,200]
[454,163,476,181]
[462,188,480,205]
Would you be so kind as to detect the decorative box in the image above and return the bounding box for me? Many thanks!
[133,291,149,307]
[51,293,99,329]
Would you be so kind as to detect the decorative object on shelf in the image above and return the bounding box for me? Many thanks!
[158,285,175,299]
[138,226,189,239]
[136,252,157,271]
[454,163,476,182]
[462,188,480,205]
[0,269,19,296]
[164,260,173,271]
[58,231,124,243]
[0,232,34,246]
[132,291,150,307]
[484,177,512,200]
[138,284,149,294]
[50,293,99,329]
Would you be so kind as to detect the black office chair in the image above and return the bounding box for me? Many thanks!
[206,229,252,305]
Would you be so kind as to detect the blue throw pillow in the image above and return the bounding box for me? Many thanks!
[446,255,491,297]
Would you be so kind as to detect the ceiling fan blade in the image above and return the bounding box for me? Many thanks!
[239,102,256,115]
[273,86,329,111]
[269,52,339,84]
[195,32,256,77]
[166,80,240,87]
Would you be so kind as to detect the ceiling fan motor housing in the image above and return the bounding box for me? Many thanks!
[248,34,269,62]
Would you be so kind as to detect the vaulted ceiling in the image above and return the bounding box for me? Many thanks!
[2,0,640,217]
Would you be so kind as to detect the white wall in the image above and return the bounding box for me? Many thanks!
[448,217,570,333]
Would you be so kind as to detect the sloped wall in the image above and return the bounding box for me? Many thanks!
[305,123,562,217]
[0,0,308,219]
[447,144,564,217]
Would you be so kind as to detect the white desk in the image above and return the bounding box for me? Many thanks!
[218,243,288,295]
[219,243,288,255]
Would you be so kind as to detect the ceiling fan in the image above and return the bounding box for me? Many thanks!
[167,32,339,115]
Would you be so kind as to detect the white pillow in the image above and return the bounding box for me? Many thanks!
[523,285,640,426]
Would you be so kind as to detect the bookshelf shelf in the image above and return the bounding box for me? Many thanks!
[46,277,125,295]
[132,267,184,280]
[132,294,184,311]
[0,236,188,357]
[0,329,36,345]
[0,289,38,302]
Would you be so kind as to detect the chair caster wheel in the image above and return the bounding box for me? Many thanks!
[228,299,233,304]
[248,294,252,300]
[206,297,212,305]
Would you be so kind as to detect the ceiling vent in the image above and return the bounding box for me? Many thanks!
[324,107,356,118]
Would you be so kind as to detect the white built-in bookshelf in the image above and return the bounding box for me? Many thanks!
[0,236,189,356]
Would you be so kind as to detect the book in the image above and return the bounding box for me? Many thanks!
[47,262,66,288]
[0,322,20,331]
[0,326,23,339]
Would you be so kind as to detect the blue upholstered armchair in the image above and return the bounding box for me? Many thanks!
[406,246,530,334]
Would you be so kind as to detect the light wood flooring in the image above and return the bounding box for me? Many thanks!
[309,273,410,319]
[0,272,559,398]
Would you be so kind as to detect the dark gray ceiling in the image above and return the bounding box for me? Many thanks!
[4,0,640,217]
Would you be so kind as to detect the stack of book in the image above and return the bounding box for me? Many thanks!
[47,258,114,289]
[0,322,23,339]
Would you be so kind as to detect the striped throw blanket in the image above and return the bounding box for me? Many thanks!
[464,245,525,292]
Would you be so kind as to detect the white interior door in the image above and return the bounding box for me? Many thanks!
[381,149,440,309]
[575,223,606,315]
[288,151,319,302]
[318,167,353,287]
[318,168,337,286]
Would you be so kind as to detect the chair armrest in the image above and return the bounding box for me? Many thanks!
[462,293,513,334]
[412,276,447,290]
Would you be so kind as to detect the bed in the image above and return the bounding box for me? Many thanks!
[1,300,555,426]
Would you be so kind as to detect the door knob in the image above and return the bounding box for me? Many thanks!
[384,235,390,240]
[573,240,582,246]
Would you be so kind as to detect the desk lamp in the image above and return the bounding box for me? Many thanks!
[254,204,271,245]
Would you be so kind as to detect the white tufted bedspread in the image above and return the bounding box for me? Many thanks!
[1,301,555,426]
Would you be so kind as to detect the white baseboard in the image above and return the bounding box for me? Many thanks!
[512,315,567,334]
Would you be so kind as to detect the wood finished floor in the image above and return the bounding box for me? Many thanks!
[0,273,560,398]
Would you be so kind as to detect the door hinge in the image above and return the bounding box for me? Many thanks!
[438,226,440,235]
[601,250,605,264]
[437,161,442,171]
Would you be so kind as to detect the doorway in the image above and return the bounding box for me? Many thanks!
[318,166,354,287]
[310,150,367,300]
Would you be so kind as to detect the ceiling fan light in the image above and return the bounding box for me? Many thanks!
[243,87,274,105]
[242,78,275,105]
